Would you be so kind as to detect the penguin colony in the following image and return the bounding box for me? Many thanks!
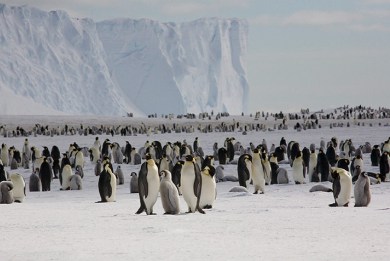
[0,105,387,210]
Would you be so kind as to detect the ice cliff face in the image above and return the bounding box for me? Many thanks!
[0,4,249,116]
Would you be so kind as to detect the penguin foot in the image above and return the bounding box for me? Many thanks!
[328,202,338,207]
[203,205,212,209]
[135,207,144,214]
[197,208,206,214]
[343,203,349,207]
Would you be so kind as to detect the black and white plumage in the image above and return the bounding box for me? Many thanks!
[237,154,252,188]
[9,173,25,203]
[199,166,216,209]
[97,163,117,202]
[329,168,352,207]
[180,155,205,214]
[135,154,160,215]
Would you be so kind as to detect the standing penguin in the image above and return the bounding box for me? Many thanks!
[193,137,199,154]
[0,163,7,182]
[371,145,381,166]
[159,170,180,214]
[135,154,160,215]
[316,149,330,182]
[292,151,306,184]
[171,160,184,194]
[124,141,132,164]
[251,149,266,194]
[97,163,117,202]
[115,165,124,185]
[379,151,389,182]
[1,143,9,166]
[199,166,217,209]
[10,173,26,203]
[180,155,205,214]
[0,181,14,204]
[61,165,73,190]
[329,168,352,207]
[129,172,139,193]
[354,172,371,207]
[218,148,228,165]
[39,158,52,191]
[308,148,317,182]
[29,169,41,192]
[237,154,252,188]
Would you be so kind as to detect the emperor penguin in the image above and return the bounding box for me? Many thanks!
[97,163,117,202]
[251,149,266,194]
[89,147,100,164]
[159,170,180,214]
[124,141,132,164]
[39,158,52,191]
[1,143,9,166]
[74,148,85,169]
[379,151,389,182]
[115,165,124,185]
[29,169,42,192]
[180,155,205,214]
[354,172,371,207]
[370,145,381,166]
[329,168,352,207]
[9,173,25,203]
[70,174,83,190]
[31,146,41,164]
[261,151,272,185]
[158,154,172,173]
[237,154,252,188]
[193,137,199,154]
[0,163,6,182]
[292,151,306,184]
[308,149,317,182]
[199,166,217,209]
[0,181,14,204]
[171,160,184,194]
[61,164,73,190]
[22,138,31,161]
[351,155,364,180]
[218,148,228,165]
[135,154,160,215]
[129,172,139,193]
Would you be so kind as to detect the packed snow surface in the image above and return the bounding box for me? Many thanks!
[1,112,390,260]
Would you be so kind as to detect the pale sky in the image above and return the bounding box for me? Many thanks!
[3,0,390,113]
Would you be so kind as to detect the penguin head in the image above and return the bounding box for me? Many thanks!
[145,153,152,160]
[203,165,216,177]
[185,155,194,162]
[130,172,137,177]
[159,170,172,179]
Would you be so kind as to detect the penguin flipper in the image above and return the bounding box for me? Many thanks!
[138,162,149,197]
[333,177,341,200]
[193,163,205,214]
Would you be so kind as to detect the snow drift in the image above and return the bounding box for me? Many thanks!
[0,4,249,116]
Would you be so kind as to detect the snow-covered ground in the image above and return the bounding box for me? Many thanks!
[1,114,390,260]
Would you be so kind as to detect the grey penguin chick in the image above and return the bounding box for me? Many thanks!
[354,172,371,207]
[159,170,180,214]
